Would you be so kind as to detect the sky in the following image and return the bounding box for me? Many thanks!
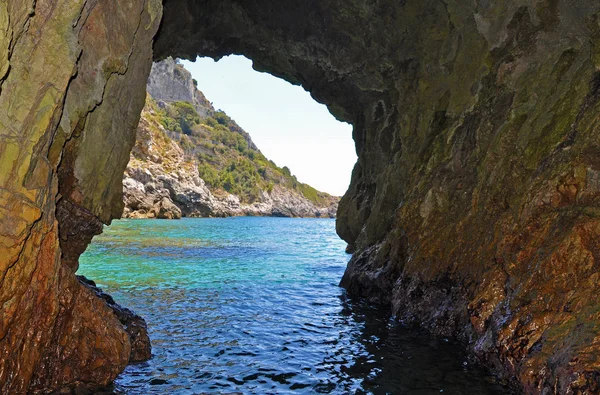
[181,56,356,197]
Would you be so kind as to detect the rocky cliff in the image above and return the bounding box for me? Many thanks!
[147,57,213,118]
[4,0,600,393]
[122,92,338,219]
[146,57,258,150]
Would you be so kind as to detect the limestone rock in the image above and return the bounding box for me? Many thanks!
[156,197,183,219]
[147,57,213,118]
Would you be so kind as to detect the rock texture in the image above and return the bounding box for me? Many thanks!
[78,276,152,363]
[0,0,161,393]
[154,0,600,392]
[123,60,338,219]
[147,58,213,118]
[4,0,600,393]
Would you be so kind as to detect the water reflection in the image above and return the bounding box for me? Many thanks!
[328,295,513,394]
[107,289,512,394]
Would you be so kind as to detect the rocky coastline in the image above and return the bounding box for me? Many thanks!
[122,59,338,220]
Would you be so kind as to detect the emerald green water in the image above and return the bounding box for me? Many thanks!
[79,217,511,394]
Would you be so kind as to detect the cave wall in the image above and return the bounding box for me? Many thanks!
[3,0,600,393]
[0,0,161,392]
[155,0,600,392]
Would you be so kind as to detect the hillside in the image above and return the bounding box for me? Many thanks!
[122,59,339,219]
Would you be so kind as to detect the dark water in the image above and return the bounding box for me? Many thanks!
[79,217,511,394]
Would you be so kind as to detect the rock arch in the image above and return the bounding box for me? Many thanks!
[2,0,600,392]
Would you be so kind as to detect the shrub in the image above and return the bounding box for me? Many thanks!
[299,184,321,204]
[171,101,200,135]
[198,163,220,187]
[214,110,231,126]
[235,134,248,153]
[180,135,194,152]
[159,115,182,134]
[220,172,235,192]
[201,116,218,128]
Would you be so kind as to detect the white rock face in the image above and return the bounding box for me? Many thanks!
[146,58,213,118]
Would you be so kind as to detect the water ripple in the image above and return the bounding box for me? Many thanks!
[79,218,512,394]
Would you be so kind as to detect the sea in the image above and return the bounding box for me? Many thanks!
[78,217,512,394]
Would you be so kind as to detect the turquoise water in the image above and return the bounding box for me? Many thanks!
[79,217,511,394]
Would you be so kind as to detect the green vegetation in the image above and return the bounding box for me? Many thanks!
[152,97,332,204]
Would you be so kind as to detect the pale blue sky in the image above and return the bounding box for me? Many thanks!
[181,56,356,197]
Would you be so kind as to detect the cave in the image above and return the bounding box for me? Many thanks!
[3,0,600,393]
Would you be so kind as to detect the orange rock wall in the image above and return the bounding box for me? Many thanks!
[0,0,161,392]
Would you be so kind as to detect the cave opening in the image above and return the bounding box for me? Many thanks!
[75,52,367,392]
[119,53,356,220]
[73,53,510,393]
[5,0,600,392]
